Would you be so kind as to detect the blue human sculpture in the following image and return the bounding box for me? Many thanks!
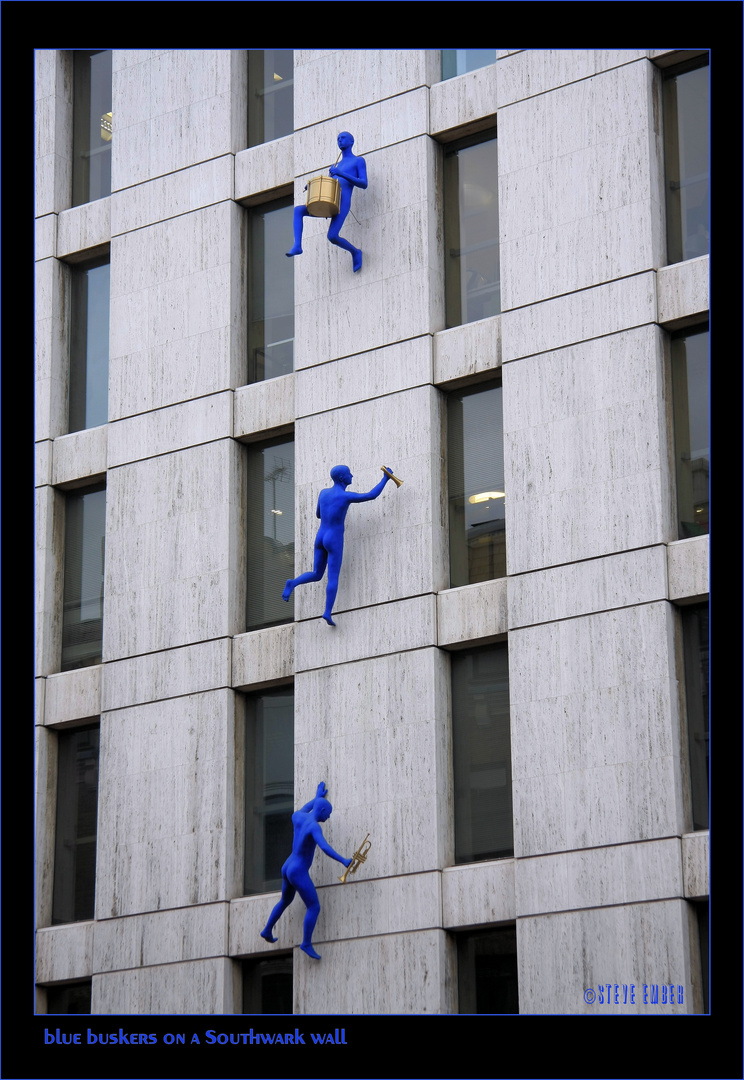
[260,782,350,960]
[286,132,368,272]
[282,465,394,626]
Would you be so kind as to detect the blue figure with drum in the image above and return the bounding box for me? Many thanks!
[287,132,367,272]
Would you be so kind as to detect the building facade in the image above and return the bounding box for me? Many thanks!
[35,49,709,1015]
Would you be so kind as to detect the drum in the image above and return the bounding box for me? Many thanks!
[306,175,341,218]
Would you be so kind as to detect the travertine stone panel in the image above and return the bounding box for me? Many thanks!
[109,201,245,418]
[103,639,231,712]
[438,579,508,647]
[295,136,442,365]
[104,440,244,658]
[36,922,95,983]
[682,831,708,899]
[295,649,451,876]
[294,387,446,618]
[232,874,441,955]
[36,441,53,488]
[434,316,501,386]
[295,596,437,672]
[96,691,241,918]
[93,957,235,1014]
[57,198,111,258]
[94,903,228,971]
[45,665,102,726]
[518,899,699,1014]
[35,214,57,261]
[230,893,304,957]
[35,486,64,677]
[35,257,68,441]
[294,51,431,129]
[112,156,234,235]
[499,60,664,308]
[52,426,108,486]
[35,50,71,217]
[234,375,294,441]
[510,602,685,855]
[504,327,673,573]
[516,838,682,916]
[502,273,656,363]
[294,930,454,1014]
[112,51,246,190]
[430,63,498,137]
[508,546,667,630]
[497,49,648,109]
[295,337,432,418]
[235,135,293,203]
[232,625,294,690]
[656,255,709,327]
[442,860,516,927]
[667,536,709,602]
[107,392,232,467]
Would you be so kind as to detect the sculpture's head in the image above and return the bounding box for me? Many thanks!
[337,131,354,150]
[330,465,353,486]
[315,798,333,822]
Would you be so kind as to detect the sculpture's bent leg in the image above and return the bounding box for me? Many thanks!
[327,204,362,272]
[282,542,328,601]
[260,877,296,943]
[322,546,344,626]
[287,205,309,257]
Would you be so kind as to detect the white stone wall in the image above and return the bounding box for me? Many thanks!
[35,48,708,1016]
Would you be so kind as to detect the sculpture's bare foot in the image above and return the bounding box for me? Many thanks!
[300,944,321,960]
[286,246,302,257]
[322,613,336,627]
[352,249,362,273]
[282,581,293,601]
[260,929,278,943]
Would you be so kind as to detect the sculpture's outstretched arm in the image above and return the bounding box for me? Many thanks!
[345,467,393,503]
[297,781,329,814]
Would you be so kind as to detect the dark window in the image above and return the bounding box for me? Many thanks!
[682,603,709,832]
[69,256,110,432]
[452,644,513,864]
[242,955,293,1013]
[62,484,106,672]
[441,49,496,82]
[72,50,112,206]
[247,50,294,147]
[694,901,709,1013]
[52,725,100,925]
[247,197,294,383]
[457,926,518,1013]
[244,688,294,895]
[663,57,709,263]
[447,379,505,587]
[444,129,500,327]
[46,980,92,1014]
[671,325,708,539]
[246,437,295,631]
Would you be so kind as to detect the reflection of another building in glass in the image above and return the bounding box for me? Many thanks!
[246,439,295,630]
[448,380,505,587]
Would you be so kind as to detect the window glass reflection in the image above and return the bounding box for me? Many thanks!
[248,198,294,382]
[244,688,294,895]
[663,59,709,263]
[72,50,112,206]
[671,326,708,538]
[69,258,109,432]
[246,438,295,630]
[62,485,106,671]
[247,50,294,147]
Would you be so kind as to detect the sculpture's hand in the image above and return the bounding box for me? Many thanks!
[344,857,353,868]
[316,781,328,799]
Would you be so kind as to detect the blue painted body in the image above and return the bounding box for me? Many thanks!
[260,782,350,960]
[286,132,368,272]
[282,465,393,625]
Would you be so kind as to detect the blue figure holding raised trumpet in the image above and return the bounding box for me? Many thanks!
[260,782,350,960]
[286,132,368,272]
[282,465,402,626]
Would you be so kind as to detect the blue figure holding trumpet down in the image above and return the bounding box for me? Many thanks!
[286,132,368,272]
[282,465,398,626]
[260,782,350,960]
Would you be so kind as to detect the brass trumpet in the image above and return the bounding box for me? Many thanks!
[381,466,403,488]
[338,834,372,883]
